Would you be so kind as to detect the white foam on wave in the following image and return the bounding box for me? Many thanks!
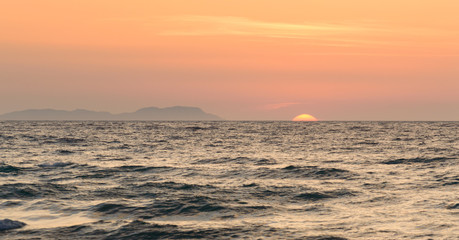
[0,219,26,231]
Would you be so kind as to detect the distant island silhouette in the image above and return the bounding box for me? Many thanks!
[0,106,222,120]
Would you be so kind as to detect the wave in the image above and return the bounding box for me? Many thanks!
[145,196,227,217]
[77,165,175,179]
[88,181,215,199]
[0,183,77,199]
[295,189,355,202]
[348,126,372,132]
[43,137,86,145]
[90,196,227,218]
[93,155,133,161]
[446,203,459,209]
[382,157,454,165]
[90,193,273,220]
[306,237,348,240]
[137,181,214,191]
[38,162,74,168]
[194,157,277,165]
[0,164,22,174]
[355,140,379,145]
[436,175,459,186]
[104,220,276,240]
[92,203,138,215]
[3,220,348,239]
[0,134,15,140]
[0,201,23,207]
[256,165,355,180]
[55,150,76,155]
[115,165,174,173]
[0,219,26,231]
[184,126,217,131]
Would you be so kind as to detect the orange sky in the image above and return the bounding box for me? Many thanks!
[1,0,459,120]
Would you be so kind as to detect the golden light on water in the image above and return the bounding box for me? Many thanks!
[292,114,318,121]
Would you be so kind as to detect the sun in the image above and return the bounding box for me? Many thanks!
[292,114,318,122]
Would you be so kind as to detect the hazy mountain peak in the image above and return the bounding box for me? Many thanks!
[0,106,222,121]
[135,106,160,112]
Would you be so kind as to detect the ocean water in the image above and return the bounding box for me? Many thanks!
[0,121,458,239]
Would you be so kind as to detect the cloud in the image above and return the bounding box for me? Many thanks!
[262,102,301,110]
[159,15,376,39]
[157,15,459,50]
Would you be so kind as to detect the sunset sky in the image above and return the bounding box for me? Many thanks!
[1,0,459,120]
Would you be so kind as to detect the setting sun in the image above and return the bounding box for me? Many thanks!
[292,114,318,121]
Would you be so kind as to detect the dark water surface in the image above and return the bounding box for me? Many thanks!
[0,121,458,239]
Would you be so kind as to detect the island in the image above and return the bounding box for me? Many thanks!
[0,106,222,121]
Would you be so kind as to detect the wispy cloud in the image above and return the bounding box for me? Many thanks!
[157,15,459,49]
[262,102,301,110]
[159,15,378,40]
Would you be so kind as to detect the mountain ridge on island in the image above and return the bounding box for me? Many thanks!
[0,106,223,121]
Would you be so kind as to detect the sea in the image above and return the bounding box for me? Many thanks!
[0,121,458,239]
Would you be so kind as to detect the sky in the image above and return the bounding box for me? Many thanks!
[1,0,459,120]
